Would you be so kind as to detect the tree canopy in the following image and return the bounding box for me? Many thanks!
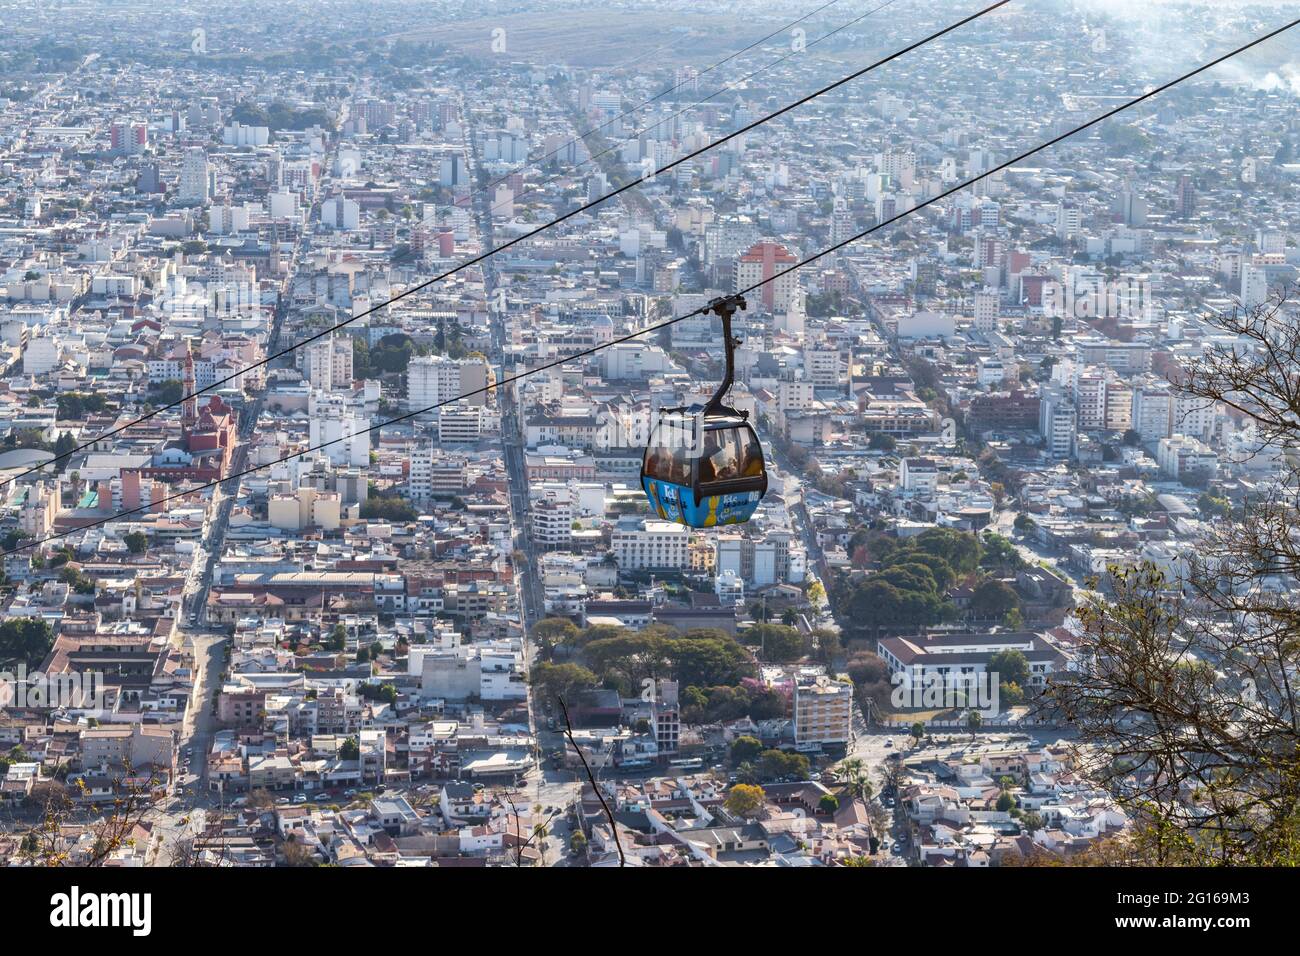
[0,618,54,669]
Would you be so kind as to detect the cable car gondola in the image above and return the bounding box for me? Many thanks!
[641,294,768,528]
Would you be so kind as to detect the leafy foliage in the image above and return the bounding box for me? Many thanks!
[0,617,54,668]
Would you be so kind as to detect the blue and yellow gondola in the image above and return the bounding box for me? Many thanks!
[640,294,768,529]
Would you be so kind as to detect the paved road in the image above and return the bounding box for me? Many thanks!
[168,132,336,809]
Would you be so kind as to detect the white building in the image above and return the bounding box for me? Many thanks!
[407,355,490,413]
[715,569,745,607]
[308,392,370,467]
[899,457,940,495]
[408,448,468,500]
[434,403,492,444]
[895,310,955,339]
[531,490,573,550]
[1039,391,1076,460]
[612,518,689,571]
[302,334,354,391]
[1156,434,1218,483]
[1240,262,1270,310]
[322,196,361,231]
[1132,384,1173,442]
[973,290,999,333]
[179,147,212,205]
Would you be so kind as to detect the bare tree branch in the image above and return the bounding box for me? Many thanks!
[556,696,624,867]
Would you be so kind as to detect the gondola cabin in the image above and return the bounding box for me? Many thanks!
[639,293,768,528]
[641,407,766,527]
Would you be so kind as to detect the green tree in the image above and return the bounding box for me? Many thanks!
[758,749,810,781]
[530,662,598,706]
[834,757,873,801]
[0,618,55,668]
[819,793,840,815]
[745,623,805,662]
[844,578,948,637]
[359,495,419,522]
[988,649,1030,690]
[52,431,76,470]
[327,624,347,651]
[969,578,1021,621]
[531,617,579,650]
[123,531,148,555]
[914,527,982,576]
[980,533,1026,571]
[0,530,27,551]
[152,379,184,405]
[729,735,764,766]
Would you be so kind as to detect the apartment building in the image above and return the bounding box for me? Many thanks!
[793,676,853,747]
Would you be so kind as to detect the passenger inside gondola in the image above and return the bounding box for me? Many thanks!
[645,424,694,487]
[738,428,764,478]
[700,428,739,483]
[668,446,690,484]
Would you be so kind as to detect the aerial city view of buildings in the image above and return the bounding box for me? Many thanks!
[0,0,1296,870]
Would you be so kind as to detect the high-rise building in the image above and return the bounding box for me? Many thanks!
[1055,203,1081,239]
[1039,388,1077,459]
[179,147,212,205]
[1132,384,1174,442]
[1113,188,1148,226]
[1072,370,1107,431]
[308,393,370,467]
[804,346,844,391]
[734,240,798,312]
[793,676,853,747]
[407,447,469,500]
[973,290,1000,333]
[652,680,680,756]
[302,334,354,391]
[1241,262,1270,309]
[407,355,491,412]
[438,153,466,187]
[110,119,148,155]
[322,196,360,230]
[830,201,855,245]
[1176,174,1196,220]
[137,162,163,194]
[611,517,689,571]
